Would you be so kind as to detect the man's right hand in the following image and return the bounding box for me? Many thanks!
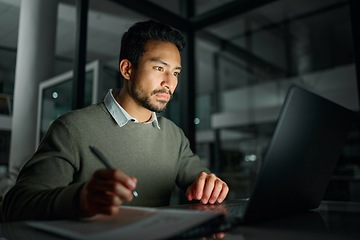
[78,169,137,218]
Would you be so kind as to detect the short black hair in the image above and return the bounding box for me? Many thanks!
[119,20,186,70]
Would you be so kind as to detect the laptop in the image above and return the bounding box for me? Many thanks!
[178,85,356,237]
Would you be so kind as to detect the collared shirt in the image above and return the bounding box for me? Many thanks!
[103,89,160,129]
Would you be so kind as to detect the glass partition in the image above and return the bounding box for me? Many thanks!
[36,61,101,146]
[195,0,358,200]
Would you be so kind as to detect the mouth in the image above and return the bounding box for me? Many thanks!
[153,89,172,102]
[155,93,170,101]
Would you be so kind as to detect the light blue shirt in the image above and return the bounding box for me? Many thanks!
[103,89,160,129]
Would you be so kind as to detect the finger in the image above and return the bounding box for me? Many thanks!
[113,170,137,190]
[79,184,122,218]
[208,179,224,204]
[88,191,123,206]
[201,174,217,204]
[186,172,207,201]
[130,176,137,185]
[87,202,121,216]
[93,169,137,192]
[89,182,134,202]
[217,183,229,203]
[87,174,135,202]
[194,172,208,200]
[185,186,194,201]
[94,169,136,189]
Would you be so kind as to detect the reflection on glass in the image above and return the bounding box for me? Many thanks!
[195,0,357,201]
[41,78,72,137]
[195,0,236,15]
[39,71,94,141]
[37,61,119,145]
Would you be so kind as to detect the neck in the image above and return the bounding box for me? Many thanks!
[114,88,153,123]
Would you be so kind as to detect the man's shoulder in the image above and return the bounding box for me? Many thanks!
[157,116,177,127]
[57,103,106,123]
[157,116,185,135]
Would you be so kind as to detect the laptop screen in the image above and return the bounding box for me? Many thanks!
[243,85,355,223]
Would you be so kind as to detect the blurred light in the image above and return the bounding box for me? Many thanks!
[245,154,257,162]
[52,91,58,99]
[194,117,200,125]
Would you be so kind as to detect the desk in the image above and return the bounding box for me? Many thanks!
[0,201,359,240]
[227,201,360,240]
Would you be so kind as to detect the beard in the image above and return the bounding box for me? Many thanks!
[130,81,173,113]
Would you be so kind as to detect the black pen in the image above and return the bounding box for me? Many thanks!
[89,146,139,198]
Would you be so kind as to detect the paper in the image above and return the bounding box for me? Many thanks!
[27,206,222,240]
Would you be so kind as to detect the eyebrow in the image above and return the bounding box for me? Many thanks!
[150,58,182,70]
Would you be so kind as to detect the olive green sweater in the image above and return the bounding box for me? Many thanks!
[2,103,209,221]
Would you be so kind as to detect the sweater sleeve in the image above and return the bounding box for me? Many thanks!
[175,128,211,192]
[2,119,83,221]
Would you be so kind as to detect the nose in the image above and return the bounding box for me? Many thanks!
[161,73,177,92]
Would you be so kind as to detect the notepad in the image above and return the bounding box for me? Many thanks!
[27,206,223,240]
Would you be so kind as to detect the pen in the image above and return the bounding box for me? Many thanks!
[89,145,139,198]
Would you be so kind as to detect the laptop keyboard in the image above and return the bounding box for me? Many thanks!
[173,201,248,239]
[225,202,247,217]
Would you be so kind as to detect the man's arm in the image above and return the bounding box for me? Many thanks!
[2,120,138,221]
[1,119,82,221]
[174,127,229,204]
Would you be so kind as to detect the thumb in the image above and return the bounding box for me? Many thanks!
[185,184,195,201]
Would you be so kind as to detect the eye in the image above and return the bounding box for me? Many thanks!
[173,71,180,77]
[154,66,164,72]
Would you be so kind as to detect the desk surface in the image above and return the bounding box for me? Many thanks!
[1,201,360,240]
[229,201,360,240]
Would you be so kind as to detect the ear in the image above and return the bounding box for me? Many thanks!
[119,59,132,80]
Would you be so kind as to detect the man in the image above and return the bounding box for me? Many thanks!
[2,20,229,221]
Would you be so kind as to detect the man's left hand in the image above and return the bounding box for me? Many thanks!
[185,172,229,204]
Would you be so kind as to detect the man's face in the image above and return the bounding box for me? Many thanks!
[129,40,181,113]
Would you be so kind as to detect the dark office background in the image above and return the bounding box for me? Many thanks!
[0,0,359,202]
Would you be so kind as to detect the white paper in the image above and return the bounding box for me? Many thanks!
[27,206,222,240]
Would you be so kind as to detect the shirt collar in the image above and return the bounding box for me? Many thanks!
[104,89,160,129]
